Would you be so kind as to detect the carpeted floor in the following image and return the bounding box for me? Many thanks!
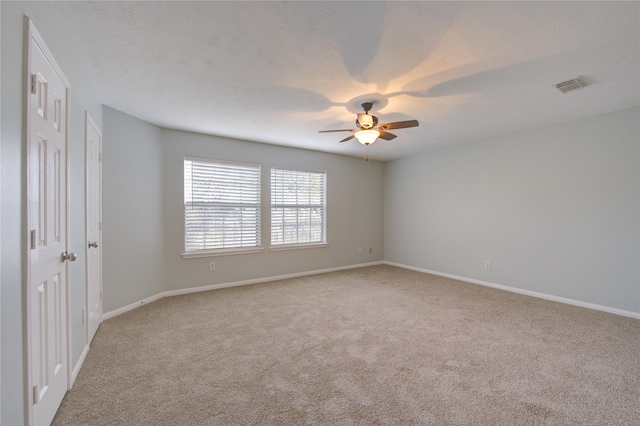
[52,265,639,425]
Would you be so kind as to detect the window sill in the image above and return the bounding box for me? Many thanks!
[269,243,328,252]
[181,247,264,259]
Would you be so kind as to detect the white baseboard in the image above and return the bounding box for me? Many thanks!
[384,261,640,320]
[70,344,90,388]
[104,261,384,319]
[103,292,164,320]
[163,261,384,297]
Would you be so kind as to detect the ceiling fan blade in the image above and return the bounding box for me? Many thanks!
[339,135,355,143]
[377,120,419,131]
[378,131,397,141]
[319,129,356,133]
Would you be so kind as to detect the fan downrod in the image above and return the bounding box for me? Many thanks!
[361,102,373,113]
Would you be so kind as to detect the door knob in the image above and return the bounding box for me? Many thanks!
[61,252,77,262]
[88,241,99,248]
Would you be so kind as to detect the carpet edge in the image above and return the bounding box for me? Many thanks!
[384,261,640,319]
[103,261,384,320]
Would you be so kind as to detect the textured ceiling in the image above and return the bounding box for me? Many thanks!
[54,1,639,161]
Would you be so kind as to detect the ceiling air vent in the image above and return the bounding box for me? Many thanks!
[554,78,586,94]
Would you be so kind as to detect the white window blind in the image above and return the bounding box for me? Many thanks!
[271,168,326,246]
[184,158,261,253]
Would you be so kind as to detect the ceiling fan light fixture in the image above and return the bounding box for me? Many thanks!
[355,129,380,145]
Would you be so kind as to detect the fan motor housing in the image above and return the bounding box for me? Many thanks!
[357,114,378,129]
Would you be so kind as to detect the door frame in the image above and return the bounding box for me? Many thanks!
[24,17,72,425]
[84,111,103,344]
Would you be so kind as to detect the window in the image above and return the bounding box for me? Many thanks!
[184,157,261,255]
[271,168,326,247]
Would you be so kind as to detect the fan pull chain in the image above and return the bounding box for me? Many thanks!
[365,145,369,162]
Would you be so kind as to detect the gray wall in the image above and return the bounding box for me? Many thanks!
[385,107,640,313]
[102,107,165,312]
[100,110,384,309]
[161,129,385,291]
[1,2,103,424]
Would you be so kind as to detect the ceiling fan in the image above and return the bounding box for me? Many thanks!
[319,102,419,146]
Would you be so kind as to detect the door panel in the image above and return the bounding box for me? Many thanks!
[86,113,102,343]
[28,21,70,426]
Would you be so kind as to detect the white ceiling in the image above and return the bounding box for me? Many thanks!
[54,1,639,161]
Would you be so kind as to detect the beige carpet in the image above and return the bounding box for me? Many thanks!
[52,265,639,425]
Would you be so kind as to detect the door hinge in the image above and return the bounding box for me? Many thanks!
[100,289,103,300]
[99,222,102,231]
[99,153,102,162]
[30,230,36,250]
[31,74,37,94]
[32,385,39,404]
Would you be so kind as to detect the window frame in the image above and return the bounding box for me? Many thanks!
[182,156,263,259]
[269,166,328,251]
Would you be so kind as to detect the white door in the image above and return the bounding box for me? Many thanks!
[85,112,102,343]
[27,21,72,426]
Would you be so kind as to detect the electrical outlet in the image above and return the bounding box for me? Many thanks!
[209,262,216,271]
[369,247,373,254]
[485,261,491,270]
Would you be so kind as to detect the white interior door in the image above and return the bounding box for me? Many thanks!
[27,20,72,426]
[85,112,102,343]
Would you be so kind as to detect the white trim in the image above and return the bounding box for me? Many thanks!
[24,17,32,426]
[384,261,640,320]
[70,344,90,388]
[269,243,328,252]
[103,261,383,319]
[102,292,164,320]
[182,247,264,259]
[163,261,383,297]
